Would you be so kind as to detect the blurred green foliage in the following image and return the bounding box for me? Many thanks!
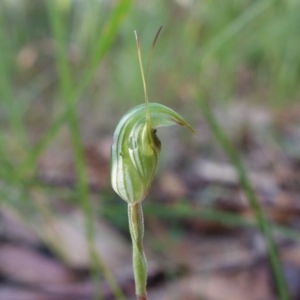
[0,0,299,298]
[0,0,299,182]
[0,0,299,246]
[1,0,300,120]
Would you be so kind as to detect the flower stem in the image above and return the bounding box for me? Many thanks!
[128,203,148,299]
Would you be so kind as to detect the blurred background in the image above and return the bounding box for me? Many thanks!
[0,0,300,299]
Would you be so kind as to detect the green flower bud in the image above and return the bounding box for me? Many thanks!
[111,27,195,204]
[111,102,195,203]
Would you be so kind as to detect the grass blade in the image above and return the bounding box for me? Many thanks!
[196,96,289,300]
[0,8,28,147]
[22,0,133,171]
[44,1,125,299]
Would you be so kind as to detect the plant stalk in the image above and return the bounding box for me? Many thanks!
[128,203,148,300]
[197,96,289,300]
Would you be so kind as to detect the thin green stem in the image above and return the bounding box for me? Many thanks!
[21,0,132,172]
[44,2,100,299]
[76,0,133,97]
[45,2,125,299]
[0,9,28,147]
[128,203,148,299]
[134,30,150,122]
[196,96,289,300]
[146,26,163,85]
